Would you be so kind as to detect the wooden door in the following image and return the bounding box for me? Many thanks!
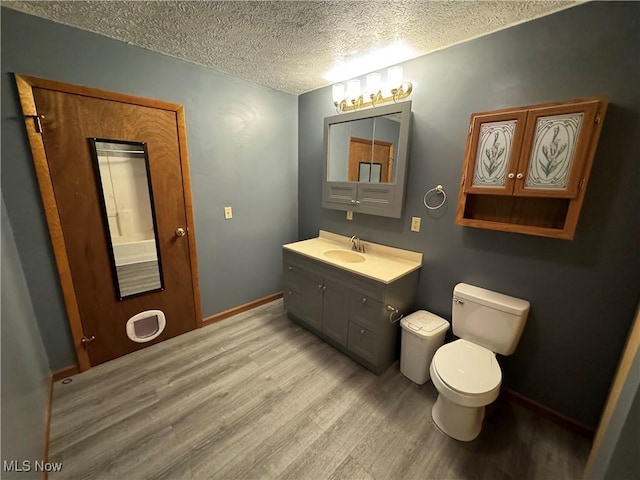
[348,137,392,183]
[462,110,528,195]
[513,100,600,198]
[348,137,373,181]
[16,76,201,369]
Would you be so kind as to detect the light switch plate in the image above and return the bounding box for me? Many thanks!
[411,217,421,232]
[224,206,233,219]
[346,211,353,220]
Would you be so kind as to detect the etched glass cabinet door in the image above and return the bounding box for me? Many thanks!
[512,100,600,198]
[462,110,527,195]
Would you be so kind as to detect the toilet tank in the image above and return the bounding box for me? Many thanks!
[453,283,530,355]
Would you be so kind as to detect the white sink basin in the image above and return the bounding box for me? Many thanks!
[323,249,366,263]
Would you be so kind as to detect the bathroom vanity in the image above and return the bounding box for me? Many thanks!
[282,231,422,374]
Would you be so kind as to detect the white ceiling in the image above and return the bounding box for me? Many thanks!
[4,1,580,94]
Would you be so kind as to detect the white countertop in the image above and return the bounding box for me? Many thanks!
[283,230,422,284]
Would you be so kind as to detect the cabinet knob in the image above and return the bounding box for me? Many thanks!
[351,199,356,204]
[361,297,367,304]
[288,290,293,296]
[318,284,323,290]
[355,200,360,206]
[288,266,293,271]
[360,329,365,335]
[322,286,327,291]
[516,173,524,179]
[507,173,515,179]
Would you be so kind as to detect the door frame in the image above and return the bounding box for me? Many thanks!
[15,74,203,372]
[583,304,640,478]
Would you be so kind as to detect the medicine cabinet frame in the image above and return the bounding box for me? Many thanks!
[322,101,412,218]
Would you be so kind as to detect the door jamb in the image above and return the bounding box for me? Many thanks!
[15,74,203,372]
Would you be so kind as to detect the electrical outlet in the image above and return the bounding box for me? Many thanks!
[346,211,353,220]
[411,216,421,232]
[224,206,233,219]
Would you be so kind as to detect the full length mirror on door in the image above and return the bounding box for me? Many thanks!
[89,139,164,299]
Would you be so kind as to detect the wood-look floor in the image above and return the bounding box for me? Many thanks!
[116,261,162,297]
[49,300,590,479]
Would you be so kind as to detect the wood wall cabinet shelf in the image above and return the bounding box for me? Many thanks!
[456,97,608,239]
[282,249,419,375]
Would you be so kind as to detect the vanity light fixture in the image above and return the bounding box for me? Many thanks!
[332,66,413,113]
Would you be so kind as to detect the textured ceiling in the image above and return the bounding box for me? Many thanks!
[4,1,580,94]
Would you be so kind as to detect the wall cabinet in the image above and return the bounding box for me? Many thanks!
[322,102,412,218]
[283,249,419,374]
[456,97,608,239]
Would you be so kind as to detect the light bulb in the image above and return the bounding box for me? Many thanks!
[332,84,345,103]
[387,66,404,88]
[366,73,381,95]
[347,79,361,100]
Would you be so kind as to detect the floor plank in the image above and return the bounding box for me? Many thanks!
[49,299,590,479]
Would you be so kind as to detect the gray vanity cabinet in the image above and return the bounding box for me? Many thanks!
[282,249,420,375]
[283,263,323,330]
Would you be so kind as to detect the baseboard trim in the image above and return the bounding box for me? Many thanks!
[502,387,594,438]
[43,375,53,480]
[202,292,283,326]
[52,365,79,382]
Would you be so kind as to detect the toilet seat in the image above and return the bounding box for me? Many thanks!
[432,339,502,395]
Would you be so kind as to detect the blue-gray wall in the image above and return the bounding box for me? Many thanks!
[298,1,640,428]
[1,8,298,369]
[1,196,50,478]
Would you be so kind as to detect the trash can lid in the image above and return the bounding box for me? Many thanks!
[400,310,449,339]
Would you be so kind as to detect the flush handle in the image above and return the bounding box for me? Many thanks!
[453,298,465,305]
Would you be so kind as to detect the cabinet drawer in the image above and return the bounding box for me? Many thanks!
[347,322,379,364]
[283,262,300,291]
[348,292,386,333]
[283,288,300,315]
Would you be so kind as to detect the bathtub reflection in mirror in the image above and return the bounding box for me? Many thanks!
[90,139,164,299]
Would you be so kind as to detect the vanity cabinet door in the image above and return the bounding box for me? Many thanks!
[282,262,302,317]
[294,269,324,331]
[322,279,349,347]
[348,322,378,364]
[348,292,385,333]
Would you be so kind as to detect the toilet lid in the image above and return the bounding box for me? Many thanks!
[433,339,502,395]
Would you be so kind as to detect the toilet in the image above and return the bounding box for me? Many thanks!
[429,283,530,442]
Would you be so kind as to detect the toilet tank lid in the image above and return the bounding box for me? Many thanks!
[454,283,530,315]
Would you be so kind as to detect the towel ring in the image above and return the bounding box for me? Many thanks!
[423,185,446,210]
[387,305,404,324]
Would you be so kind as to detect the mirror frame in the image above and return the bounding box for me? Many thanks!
[89,138,165,300]
[322,101,412,218]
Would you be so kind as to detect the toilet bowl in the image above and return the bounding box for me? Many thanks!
[430,284,529,442]
[429,339,501,441]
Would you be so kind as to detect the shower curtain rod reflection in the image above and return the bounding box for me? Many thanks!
[96,148,145,154]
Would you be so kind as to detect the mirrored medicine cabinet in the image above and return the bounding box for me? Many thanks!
[322,101,412,218]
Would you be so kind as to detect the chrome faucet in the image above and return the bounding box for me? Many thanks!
[350,235,365,253]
